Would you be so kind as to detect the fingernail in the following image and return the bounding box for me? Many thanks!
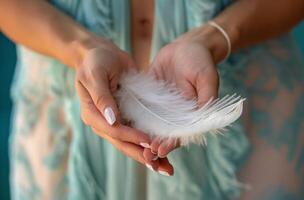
[152,155,158,161]
[158,154,166,158]
[151,149,157,155]
[104,107,116,125]
[145,164,154,172]
[158,170,171,176]
[140,143,150,148]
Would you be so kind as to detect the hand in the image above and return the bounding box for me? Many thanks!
[74,38,174,175]
[144,26,221,162]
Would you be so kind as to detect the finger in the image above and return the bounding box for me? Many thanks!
[143,147,174,175]
[92,128,163,172]
[119,51,138,70]
[89,109,151,145]
[143,150,160,171]
[150,137,161,155]
[149,55,166,80]
[158,138,180,158]
[157,157,174,176]
[175,77,197,100]
[109,73,119,93]
[92,128,146,165]
[80,69,119,126]
[110,124,151,146]
[195,70,219,107]
[143,148,159,162]
[149,66,165,81]
[76,80,151,145]
[75,78,98,125]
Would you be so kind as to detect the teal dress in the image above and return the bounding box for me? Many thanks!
[9,0,304,200]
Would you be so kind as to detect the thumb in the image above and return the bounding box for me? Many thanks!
[195,71,219,107]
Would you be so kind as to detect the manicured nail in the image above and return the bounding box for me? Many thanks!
[152,155,158,161]
[104,107,116,125]
[145,164,154,172]
[158,170,170,176]
[140,143,150,148]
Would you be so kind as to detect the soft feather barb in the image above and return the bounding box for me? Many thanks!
[115,71,245,145]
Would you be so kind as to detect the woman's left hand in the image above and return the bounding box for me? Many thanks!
[143,26,221,163]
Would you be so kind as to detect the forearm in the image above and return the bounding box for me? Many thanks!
[200,0,304,63]
[0,0,99,68]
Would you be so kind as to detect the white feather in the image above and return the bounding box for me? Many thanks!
[115,71,245,145]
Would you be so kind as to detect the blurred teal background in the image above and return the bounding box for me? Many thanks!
[0,32,16,200]
[0,23,303,200]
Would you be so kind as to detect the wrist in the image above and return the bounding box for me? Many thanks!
[68,36,99,69]
[196,22,239,64]
[65,35,113,69]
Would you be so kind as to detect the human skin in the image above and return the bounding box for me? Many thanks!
[0,0,304,178]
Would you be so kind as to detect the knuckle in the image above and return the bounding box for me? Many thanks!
[76,70,87,82]
[80,95,95,108]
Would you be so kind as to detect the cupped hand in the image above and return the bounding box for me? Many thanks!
[74,39,173,175]
[144,26,220,161]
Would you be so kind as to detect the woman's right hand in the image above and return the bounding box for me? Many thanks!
[74,38,174,175]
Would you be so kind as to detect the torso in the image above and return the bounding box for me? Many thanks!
[130,0,155,71]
